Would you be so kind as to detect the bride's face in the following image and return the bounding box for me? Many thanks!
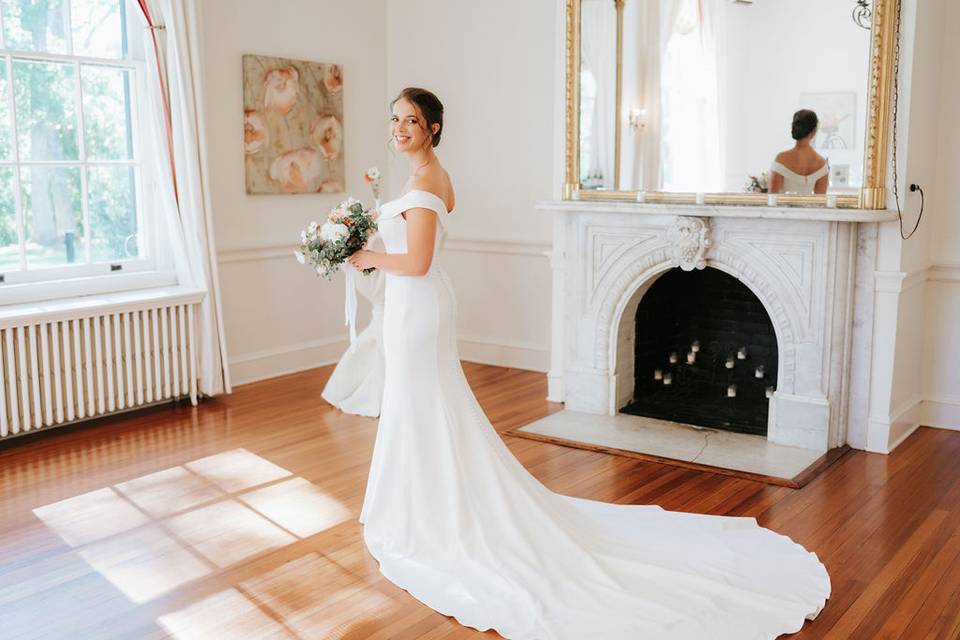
[391,98,433,153]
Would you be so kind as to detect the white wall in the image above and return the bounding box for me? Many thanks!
[863,0,960,450]
[196,0,389,385]
[922,0,960,432]
[385,0,558,371]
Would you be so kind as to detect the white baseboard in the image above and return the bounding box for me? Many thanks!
[866,394,923,453]
[230,334,549,387]
[457,335,550,372]
[230,336,348,387]
[923,397,960,431]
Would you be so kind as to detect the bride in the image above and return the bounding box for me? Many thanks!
[346,88,830,640]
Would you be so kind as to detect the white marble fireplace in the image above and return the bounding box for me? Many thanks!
[538,200,898,452]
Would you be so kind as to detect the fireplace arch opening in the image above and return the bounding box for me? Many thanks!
[620,267,778,436]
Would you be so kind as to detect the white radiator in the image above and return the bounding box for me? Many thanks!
[0,289,204,441]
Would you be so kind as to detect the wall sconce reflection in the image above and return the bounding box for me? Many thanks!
[628,107,648,133]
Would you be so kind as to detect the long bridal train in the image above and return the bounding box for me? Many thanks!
[359,189,830,640]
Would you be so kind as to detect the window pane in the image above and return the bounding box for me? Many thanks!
[0,61,11,159]
[0,166,18,272]
[13,59,79,161]
[21,166,83,267]
[71,0,123,59]
[81,65,132,160]
[88,165,137,262]
[1,0,70,54]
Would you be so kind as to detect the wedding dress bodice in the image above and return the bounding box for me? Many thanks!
[771,160,829,195]
[376,189,449,260]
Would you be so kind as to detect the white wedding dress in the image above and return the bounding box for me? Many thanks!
[770,160,830,195]
[359,189,831,639]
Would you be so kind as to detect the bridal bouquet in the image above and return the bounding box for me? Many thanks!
[295,196,378,353]
[294,197,378,279]
[744,172,769,194]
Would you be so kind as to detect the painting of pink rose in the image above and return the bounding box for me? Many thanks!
[243,54,345,195]
[310,115,343,160]
[244,110,269,155]
[269,148,323,193]
[263,66,299,114]
[324,64,342,94]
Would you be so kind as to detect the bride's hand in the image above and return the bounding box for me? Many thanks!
[348,249,378,271]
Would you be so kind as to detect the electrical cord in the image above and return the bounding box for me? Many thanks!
[890,0,925,240]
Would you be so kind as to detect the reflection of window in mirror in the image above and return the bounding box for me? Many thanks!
[659,0,723,193]
[579,0,617,190]
[769,109,829,195]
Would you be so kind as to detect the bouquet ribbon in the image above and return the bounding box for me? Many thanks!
[344,266,359,353]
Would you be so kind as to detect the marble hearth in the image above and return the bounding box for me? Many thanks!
[538,200,899,453]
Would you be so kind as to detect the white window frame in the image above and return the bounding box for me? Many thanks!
[0,1,161,305]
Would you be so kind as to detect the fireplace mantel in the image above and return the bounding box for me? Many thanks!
[536,199,899,223]
[539,200,880,452]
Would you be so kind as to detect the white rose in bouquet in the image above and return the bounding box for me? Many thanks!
[321,222,350,242]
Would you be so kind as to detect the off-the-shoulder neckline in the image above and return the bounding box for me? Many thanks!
[771,160,829,179]
[396,189,453,213]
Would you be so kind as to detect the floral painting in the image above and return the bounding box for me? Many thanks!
[799,92,856,151]
[243,54,344,195]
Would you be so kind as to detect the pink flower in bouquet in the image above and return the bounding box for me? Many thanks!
[269,148,322,192]
[324,64,343,94]
[310,115,343,160]
[243,110,269,155]
[263,66,300,115]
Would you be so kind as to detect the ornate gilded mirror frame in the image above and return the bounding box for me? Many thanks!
[564,0,899,209]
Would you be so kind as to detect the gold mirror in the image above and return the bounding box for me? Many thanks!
[565,0,898,208]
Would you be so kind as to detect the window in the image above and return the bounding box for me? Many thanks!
[0,0,149,290]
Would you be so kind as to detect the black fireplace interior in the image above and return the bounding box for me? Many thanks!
[621,267,778,436]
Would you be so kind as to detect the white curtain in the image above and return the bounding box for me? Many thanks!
[580,0,617,189]
[139,0,231,397]
[659,0,724,192]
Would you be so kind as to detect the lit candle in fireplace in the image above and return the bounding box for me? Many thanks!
[654,368,663,380]
[691,340,700,353]
[766,386,775,399]
[755,365,764,378]
[664,373,673,385]
[669,352,678,364]
[725,356,735,369]
[686,352,695,364]
[737,347,747,360]
[727,384,737,398]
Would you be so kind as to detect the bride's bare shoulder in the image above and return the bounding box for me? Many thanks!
[410,169,455,213]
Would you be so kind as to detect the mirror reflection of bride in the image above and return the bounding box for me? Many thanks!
[769,109,830,195]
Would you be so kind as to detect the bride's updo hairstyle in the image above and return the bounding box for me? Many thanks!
[792,109,818,140]
[392,87,444,148]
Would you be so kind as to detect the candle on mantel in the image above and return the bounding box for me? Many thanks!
[664,373,673,385]
[654,368,663,381]
[669,352,678,364]
[686,352,696,365]
[766,387,775,399]
[737,347,747,360]
[691,340,700,353]
[725,356,735,369]
[755,365,765,379]
[727,384,737,398]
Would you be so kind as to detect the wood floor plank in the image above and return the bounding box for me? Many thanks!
[0,363,958,639]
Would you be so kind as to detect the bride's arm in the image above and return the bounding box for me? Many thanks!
[346,208,437,276]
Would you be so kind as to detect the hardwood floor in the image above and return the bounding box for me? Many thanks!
[0,362,958,639]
